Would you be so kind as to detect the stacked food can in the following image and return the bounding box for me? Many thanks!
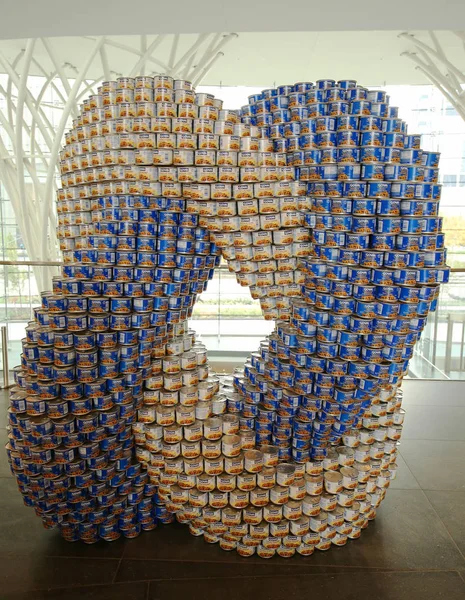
[5,74,448,555]
[5,75,222,542]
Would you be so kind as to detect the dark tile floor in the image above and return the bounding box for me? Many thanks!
[1,380,464,600]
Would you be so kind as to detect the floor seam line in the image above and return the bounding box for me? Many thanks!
[420,489,465,564]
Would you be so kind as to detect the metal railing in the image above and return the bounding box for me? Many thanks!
[0,260,63,266]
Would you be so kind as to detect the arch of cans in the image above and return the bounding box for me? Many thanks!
[5,74,449,557]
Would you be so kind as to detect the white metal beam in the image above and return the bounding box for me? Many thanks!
[41,36,105,251]
[128,35,166,77]
[400,31,465,123]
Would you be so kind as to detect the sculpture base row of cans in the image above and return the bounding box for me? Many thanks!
[132,373,402,556]
[5,307,217,542]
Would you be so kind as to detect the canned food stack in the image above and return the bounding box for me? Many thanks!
[4,75,229,542]
[224,79,448,460]
[150,79,448,555]
[179,99,311,321]
[147,375,405,556]
[4,74,449,557]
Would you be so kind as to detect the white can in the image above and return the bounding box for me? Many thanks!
[309,512,328,533]
[220,414,240,436]
[183,422,203,442]
[263,503,283,523]
[230,489,249,509]
[324,471,343,494]
[257,467,276,489]
[354,484,368,501]
[237,543,255,557]
[283,500,303,521]
[224,454,244,474]
[327,506,345,528]
[261,445,280,467]
[276,463,296,487]
[270,521,289,538]
[156,405,175,426]
[221,507,242,527]
[204,456,224,475]
[244,450,264,473]
[337,489,355,507]
[370,442,385,460]
[377,470,392,488]
[283,535,301,549]
[354,444,371,463]
[305,460,324,476]
[203,417,222,440]
[290,516,310,536]
[354,461,371,483]
[243,506,263,525]
[222,435,242,458]
[257,545,275,558]
[322,450,339,471]
[184,456,203,476]
[162,442,180,458]
[340,466,359,490]
[393,408,405,425]
[163,425,183,444]
[302,494,321,517]
[196,474,216,492]
[373,427,388,441]
[145,423,163,440]
[250,521,269,540]
[188,489,208,508]
[250,488,270,507]
[216,474,236,492]
[181,440,201,459]
[177,473,197,490]
[344,501,361,522]
[202,439,221,459]
[179,385,199,405]
[359,430,375,445]
[195,401,212,421]
[269,485,289,505]
[237,472,256,491]
[175,405,195,426]
[203,507,222,523]
[303,531,321,546]
[209,490,228,508]
[336,446,355,466]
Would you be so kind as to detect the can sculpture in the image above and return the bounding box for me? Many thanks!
[5,75,449,555]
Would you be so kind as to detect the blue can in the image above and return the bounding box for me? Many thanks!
[337,164,361,181]
[351,101,372,116]
[377,199,400,216]
[369,234,394,250]
[377,217,401,234]
[336,115,359,130]
[330,281,352,297]
[337,147,360,164]
[360,147,384,163]
[337,131,359,147]
[360,164,384,181]
[360,131,384,146]
[366,182,391,199]
[383,118,405,133]
[341,182,365,199]
[401,217,426,234]
[383,165,407,182]
[390,182,414,199]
